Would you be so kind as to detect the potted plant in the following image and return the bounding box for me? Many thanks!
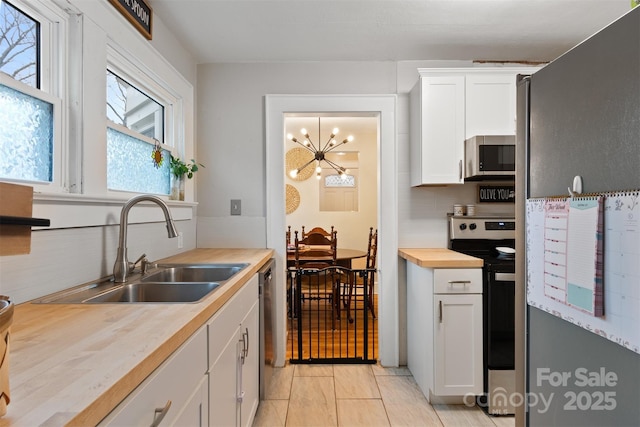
[169,155,204,200]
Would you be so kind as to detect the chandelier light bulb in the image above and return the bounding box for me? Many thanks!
[316,165,322,173]
[300,128,307,135]
[333,127,339,135]
[289,169,298,178]
[316,172,321,180]
[286,133,293,140]
[329,139,336,146]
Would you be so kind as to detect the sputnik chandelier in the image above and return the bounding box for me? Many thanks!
[287,120,354,180]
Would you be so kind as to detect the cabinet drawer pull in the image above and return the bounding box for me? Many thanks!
[150,400,171,427]
[439,300,443,323]
[447,280,471,286]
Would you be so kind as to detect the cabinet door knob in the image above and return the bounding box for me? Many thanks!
[150,400,171,427]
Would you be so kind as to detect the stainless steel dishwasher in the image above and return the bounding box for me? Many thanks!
[258,258,275,400]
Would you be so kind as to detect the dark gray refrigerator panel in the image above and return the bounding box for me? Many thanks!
[523,7,640,426]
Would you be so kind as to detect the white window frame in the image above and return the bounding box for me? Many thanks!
[106,43,182,151]
[1,0,69,193]
[105,43,184,195]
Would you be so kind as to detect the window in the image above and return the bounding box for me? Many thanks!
[106,68,171,194]
[0,0,63,186]
[0,1,39,88]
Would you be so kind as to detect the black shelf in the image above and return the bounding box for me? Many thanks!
[0,216,50,227]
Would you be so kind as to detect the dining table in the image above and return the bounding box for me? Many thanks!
[286,247,367,269]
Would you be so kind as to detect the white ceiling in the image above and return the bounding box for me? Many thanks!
[149,0,631,64]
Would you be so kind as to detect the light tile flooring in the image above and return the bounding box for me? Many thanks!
[253,363,515,427]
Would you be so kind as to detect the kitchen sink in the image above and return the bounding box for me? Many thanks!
[34,262,248,304]
[83,282,221,303]
[141,263,248,283]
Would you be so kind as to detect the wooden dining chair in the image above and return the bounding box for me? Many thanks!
[286,225,291,246]
[343,227,378,321]
[291,229,341,326]
[301,225,334,239]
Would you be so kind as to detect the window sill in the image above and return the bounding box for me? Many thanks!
[33,193,196,229]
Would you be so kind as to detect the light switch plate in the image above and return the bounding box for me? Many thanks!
[231,199,241,215]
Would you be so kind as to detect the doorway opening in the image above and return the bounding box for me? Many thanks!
[265,94,398,368]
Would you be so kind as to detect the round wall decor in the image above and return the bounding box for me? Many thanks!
[285,147,314,181]
[285,184,300,214]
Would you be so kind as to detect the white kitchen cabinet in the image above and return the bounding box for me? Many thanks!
[98,326,208,426]
[98,273,260,427]
[208,274,259,427]
[433,293,483,396]
[465,72,519,138]
[406,264,483,401]
[410,74,465,186]
[410,67,540,186]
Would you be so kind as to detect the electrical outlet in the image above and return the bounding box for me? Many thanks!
[178,231,183,248]
[231,199,241,215]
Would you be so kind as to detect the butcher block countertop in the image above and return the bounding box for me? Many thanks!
[398,248,483,268]
[1,248,273,427]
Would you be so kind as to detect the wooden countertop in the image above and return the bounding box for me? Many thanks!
[398,248,483,268]
[0,248,273,427]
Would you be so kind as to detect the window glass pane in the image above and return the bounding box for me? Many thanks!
[325,174,356,187]
[0,82,52,182]
[106,70,164,143]
[0,1,39,88]
[107,127,170,194]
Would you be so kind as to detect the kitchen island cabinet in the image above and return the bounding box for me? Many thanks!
[400,248,484,402]
[1,248,273,427]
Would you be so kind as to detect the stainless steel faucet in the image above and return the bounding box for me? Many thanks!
[113,194,179,283]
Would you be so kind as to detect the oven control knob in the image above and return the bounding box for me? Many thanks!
[459,223,467,230]
[469,223,477,230]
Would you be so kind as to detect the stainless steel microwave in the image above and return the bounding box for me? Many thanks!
[464,135,516,180]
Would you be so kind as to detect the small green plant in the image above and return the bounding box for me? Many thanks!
[170,155,204,179]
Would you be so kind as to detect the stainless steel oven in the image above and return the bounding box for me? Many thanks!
[449,215,516,415]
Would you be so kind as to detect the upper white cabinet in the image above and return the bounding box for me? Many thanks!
[410,74,465,186]
[465,73,517,138]
[410,67,539,186]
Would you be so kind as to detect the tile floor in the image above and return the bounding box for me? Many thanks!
[253,363,515,427]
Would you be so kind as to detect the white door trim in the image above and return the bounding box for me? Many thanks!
[265,94,399,367]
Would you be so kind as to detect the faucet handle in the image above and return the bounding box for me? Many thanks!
[129,253,147,274]
[141,258,157,275]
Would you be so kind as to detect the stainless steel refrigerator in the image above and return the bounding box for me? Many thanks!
[516,6,640,426]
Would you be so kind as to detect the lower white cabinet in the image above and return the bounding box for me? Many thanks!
[208,275,259,427]
[99,273,260,427]
[99,326,208,426]
[407,264,483,401]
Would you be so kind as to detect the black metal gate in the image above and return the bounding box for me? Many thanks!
[288,266,377,364]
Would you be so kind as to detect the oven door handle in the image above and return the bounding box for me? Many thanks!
[495,272,516,282]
